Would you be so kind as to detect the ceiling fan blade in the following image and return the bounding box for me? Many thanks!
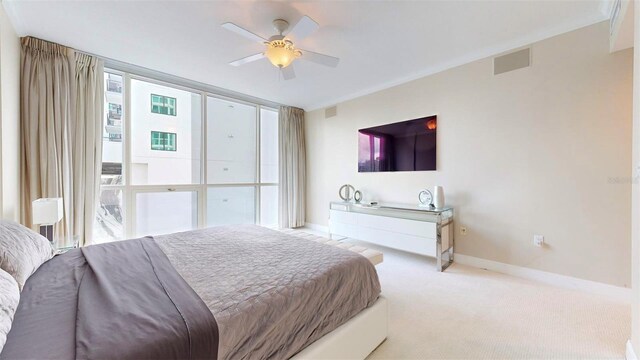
[281,65,296,80]
[300,49,340,68]
[221,22,266,43]
[286,15,319,42]
[229,53,265,66]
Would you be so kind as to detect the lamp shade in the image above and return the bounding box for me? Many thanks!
[32,198,63,225]
[265,40,301,68]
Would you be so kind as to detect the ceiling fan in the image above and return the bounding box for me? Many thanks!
[221,16,340,80]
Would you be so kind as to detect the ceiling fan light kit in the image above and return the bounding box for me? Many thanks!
[265,38,301,68]
[222,15,340,80]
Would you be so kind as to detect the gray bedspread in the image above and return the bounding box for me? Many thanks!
[1,237,219,360]
[155,225,381,360]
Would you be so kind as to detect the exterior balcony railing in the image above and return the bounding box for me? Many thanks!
[108,110,122,120]
[106,118,122,127]
[107,79,122,94]
[105,118,122,137]
[105,134,122,142]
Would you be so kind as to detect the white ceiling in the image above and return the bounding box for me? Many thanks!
[3,0,611,110]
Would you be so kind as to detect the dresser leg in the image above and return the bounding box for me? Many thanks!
[436,239,443,272]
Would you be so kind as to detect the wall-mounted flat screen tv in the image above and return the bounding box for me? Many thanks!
[358,115,437,172]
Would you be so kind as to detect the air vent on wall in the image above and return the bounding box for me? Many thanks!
[493,48,531,75]
[325,106,337,118]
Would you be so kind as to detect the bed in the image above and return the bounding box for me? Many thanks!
[0,223,386,359]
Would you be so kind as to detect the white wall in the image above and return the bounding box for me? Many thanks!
[305,21,633,287]
[631,0,640,354]
[0,2,20,221]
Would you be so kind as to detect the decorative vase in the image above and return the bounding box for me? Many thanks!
[434,186,445,209]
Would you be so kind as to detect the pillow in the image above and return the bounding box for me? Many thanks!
[0,221,54,290]
[0,268,20,353]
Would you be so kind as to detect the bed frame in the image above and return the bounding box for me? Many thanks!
[291,296,388,360]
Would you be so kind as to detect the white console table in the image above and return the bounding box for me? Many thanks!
[328,201,454,271]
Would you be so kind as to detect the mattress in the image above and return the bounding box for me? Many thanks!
[155,225,381,360]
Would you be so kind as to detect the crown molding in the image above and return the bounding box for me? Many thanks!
[304,16,609,112]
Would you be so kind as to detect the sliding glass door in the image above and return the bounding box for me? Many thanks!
[94,70,278,243]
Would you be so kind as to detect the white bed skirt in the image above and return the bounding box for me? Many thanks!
[291,296,388,360]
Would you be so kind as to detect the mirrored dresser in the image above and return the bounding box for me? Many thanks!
[329,201,454,271]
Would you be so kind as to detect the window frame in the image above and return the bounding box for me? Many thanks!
[96,69,280,243]
[150,93,177,116]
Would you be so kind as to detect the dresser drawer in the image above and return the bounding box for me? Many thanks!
[330,210,437,239]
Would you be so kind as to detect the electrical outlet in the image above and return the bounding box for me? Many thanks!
[533,234,544,247]
[460,226,467,235]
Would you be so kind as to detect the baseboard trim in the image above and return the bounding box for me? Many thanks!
[304,223,329,234]
[455,254,631,302]
[303,223,630,302]
[627,340,638,360]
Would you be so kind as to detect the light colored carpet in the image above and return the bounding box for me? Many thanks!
[300,229,630,359]
[365,242,630,359]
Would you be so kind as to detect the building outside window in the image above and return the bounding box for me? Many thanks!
[108,103,122,119]
[107,73,122,93]
[97,72,125,242]
[104,73,123,147]
[94,70,279,244]
[151,131,177,151]
[107,103,122,130]
[151,94,176,116]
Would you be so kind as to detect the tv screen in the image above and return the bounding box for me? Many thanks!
[358,115,437,172]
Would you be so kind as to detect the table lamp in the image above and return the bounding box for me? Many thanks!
[32,198,63,243]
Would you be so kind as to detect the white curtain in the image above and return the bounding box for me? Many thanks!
[278,106,306,228]
[73,53,104,246]
[20,37,103,247]
[21,37,75,246]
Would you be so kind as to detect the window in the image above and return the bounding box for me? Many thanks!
[151,94,176,116]
[101,72,123,182]
[94,70,279,244]
[207,97,256,184]
[96,71,124,244]
[151,131,176,151]
[132,79,201,185]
